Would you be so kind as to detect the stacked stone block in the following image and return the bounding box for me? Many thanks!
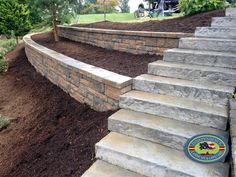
[24,35,132,112]
[57,26,193,55]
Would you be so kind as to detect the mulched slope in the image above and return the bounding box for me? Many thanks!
[74,10,225,33]
[32,33,160,78]
[0,45,114,177]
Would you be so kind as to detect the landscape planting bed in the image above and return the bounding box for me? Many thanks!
[74,10,225,33]
[0,45,114,177]
[32,33,160,77]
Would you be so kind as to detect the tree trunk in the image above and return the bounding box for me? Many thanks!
[16,36,19,45]
[103,0,106,21]
[52,1,59,42]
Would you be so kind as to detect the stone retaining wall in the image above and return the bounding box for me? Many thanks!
[230,98,236,177]
[23,34,132,112]
[57,26,193,55]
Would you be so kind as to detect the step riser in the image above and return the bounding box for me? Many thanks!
[109,118,187,151]
[96,133,229,177]
[82,160,144,177]
[195,27,236,39]
[179,38,236,53]
[119,97,227,130]
[212,17,236,27]
[226,8,236,17]
[96,146,190,177]
[133,79,230,107]
[163,50,236,69]
[148,64,236,87]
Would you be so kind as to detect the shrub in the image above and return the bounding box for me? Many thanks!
[231,1,236,7]
[0,59,8,73]
[0,0,31,43]
[179,0,225,16]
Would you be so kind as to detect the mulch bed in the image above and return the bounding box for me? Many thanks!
[32,33,160,78]
[74,10,225,33]
[0,45,115,177]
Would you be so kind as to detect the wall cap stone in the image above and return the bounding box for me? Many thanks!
[23,34,132,89]
[58,25,193,38]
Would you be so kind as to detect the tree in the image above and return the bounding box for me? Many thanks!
[97,0,119,20]
[32,0,79,42]
[0,0,31,43]
[119,0,129,13]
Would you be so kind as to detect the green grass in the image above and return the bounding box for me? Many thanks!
[30,22,52,33]
[0,116,10,129]
[71,12,183,24]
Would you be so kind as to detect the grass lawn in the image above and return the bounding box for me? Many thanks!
[71,12,183,24]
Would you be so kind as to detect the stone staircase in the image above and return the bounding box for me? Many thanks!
[82,8,236,177]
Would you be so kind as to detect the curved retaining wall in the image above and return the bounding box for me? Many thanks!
[58,26,193,55]
[23,34,132,111]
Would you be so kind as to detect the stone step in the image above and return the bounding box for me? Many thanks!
[195,27,236,39]
[96,132,229,177]
[163,48,236,69]
[119,90,228,130]
[108,109,228,151]
[148,60,236,87]
[82,160,144,177]
[226,8,236,17]
[212,17,236,27]
[179,37,236,53]
[133,74,234,107]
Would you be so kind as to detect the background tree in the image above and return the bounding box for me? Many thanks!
[0,0,31,43]
[119,0,130,13]
[17,0,42,25]
[32,0,79,42]
[97,0,119,20]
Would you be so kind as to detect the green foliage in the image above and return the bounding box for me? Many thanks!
[231,1,236,7]
[0,38,16,73]
[32,0,78,25]
[119,0,130,13]
[0,38,17,53]
[233,92,236,99]
[96,0,119,13]
[179,0,225,16]
[0,59,8,73]
[0,0,31,39]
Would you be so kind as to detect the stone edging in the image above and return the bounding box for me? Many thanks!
[57,26,193,55]
[23,34,132,111]
[230,98,236,177]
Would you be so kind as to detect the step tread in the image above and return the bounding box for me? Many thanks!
[181,37,236,42]
[109,109,228,139]
[166,48,236,57]
[96,132,229,177]
[197,26,236,30]
[121,90,227,117]
[149,60,236,74]
[134,74,234,94]
[82,160,144,177]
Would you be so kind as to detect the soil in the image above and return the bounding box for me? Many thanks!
[32,33,160,78]
[0,45,115,177]
[74,10,225,33]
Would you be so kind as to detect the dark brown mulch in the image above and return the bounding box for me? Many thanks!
[74,10,225,33]
[32,33,160,78]
[0,44,115,177]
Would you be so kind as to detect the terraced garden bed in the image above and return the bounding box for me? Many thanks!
[32,32,160,78]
